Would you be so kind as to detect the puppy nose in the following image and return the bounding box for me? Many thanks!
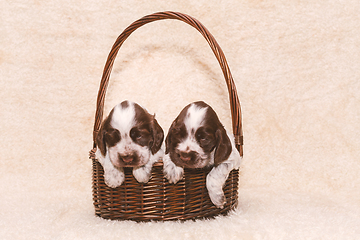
[179,151,193,161]
[119,154,134,163]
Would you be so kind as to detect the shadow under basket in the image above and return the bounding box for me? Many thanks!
[90,155,239,221]
[90,11,244,222]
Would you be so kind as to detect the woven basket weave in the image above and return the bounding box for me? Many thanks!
[89,11,244,221]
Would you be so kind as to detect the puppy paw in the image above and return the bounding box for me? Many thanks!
[209,191,226,209]
[206,173,226,208]
[163,154,184,184]
[104,167,125,188]
[133,166,151,183]
[164,166,184,184]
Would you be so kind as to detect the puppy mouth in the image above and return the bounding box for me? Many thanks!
[121,155,134,163]
[179,155,191,162]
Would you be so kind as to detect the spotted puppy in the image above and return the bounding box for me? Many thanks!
[163,101,242,208]
[95,100,164,188]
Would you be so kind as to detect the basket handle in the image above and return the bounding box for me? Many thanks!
[92,11,243,156]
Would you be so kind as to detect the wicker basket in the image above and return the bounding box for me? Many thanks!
[89,11,244,221]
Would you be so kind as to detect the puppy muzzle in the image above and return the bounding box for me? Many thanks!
[173,150,210,168]
[178,151,196,162]
[117,153,138,167]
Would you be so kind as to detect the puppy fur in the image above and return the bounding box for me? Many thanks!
[163,101,242,208]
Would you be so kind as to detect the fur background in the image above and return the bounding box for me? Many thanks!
[1,0,359,239]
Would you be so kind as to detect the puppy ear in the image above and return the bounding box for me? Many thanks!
[165,120,176,154]
[214,127,232,166]
[150,117,164,154]
[96,124,107,156]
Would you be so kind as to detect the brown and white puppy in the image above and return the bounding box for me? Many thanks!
[163,101,242,208]
[95,100,164,188]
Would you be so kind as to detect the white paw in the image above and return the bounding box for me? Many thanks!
[206,173,226,208]
[163,154,184,184]
[208,191,226,209]
[133,166,151,183]
[104,167,125,188]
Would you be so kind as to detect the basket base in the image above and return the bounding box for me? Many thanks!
[92,157,239,222]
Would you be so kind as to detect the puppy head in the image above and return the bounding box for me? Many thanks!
[96,101,164,167]
[165,101,231,168]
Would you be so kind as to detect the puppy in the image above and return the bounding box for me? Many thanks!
[95,100,164,188]
[163,101,242,208]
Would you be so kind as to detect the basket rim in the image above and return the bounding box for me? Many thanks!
[89,148,227,169]
[90,147,165,167]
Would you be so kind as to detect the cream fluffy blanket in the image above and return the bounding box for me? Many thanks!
[1,1,359,239]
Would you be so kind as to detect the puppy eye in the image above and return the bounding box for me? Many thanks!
[195,127,210,139]
[105,128,120,146]
[195,127,215,143]
[130,129,142,139]
[196,131,206,140]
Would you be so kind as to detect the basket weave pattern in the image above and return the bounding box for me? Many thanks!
[90,11,243,221]
[91,155,239,221]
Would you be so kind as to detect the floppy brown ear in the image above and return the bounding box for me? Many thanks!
[165,120,177,154]
[214,127,231,166]
[150,117,164,154]
[96,124,107,156]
